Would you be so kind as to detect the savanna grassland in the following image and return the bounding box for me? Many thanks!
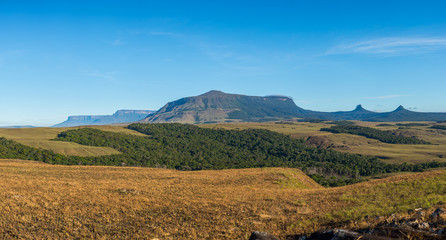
[1,121,445,164]
[3,123,445,187]
[0,121,445,239]
[0,159,445,239]
[0,125,149,157]
[203,121,446,164]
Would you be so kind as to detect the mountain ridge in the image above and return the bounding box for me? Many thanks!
[142,91,446,123]
[54,110,154,127]
[142,90,307,123]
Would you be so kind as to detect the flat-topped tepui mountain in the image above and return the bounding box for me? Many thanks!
[142,90,309,123]
[142,90,446,123]
[54,110,154,127]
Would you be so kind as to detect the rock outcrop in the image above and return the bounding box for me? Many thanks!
[54,110,154,127]
[249,231,280,240]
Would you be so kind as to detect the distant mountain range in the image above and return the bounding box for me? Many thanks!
[54,110,154,127]
[141,90,446,123]
[53,91,446,126]
[0,125,36,129]
[304,105,446,122]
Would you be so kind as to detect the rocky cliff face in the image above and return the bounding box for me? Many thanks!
[54,110,154,127]
[56,91,446,126]
[142,90,308,123]
[142,90,446,123]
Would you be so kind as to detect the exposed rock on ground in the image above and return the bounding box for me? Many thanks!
[249,231,280,240]
[291,206,446,240]
[305,136,331,148]
[250,206,446,239]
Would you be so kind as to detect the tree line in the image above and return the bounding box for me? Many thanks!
[320,125,430,144]
[1,123,444,187]
[431,125,446,130]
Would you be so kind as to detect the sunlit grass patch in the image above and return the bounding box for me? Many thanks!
[0,159,444,239]
[327,172,446,221]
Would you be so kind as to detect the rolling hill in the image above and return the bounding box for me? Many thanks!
[1,123,445,187]
[0,159,444,239]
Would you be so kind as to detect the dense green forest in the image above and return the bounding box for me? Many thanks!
[431,125,446,130]
[1,123,444,186]
[0,137,80,164]
[297,118,326,123]
[320,125,430,144]
[396,123,429,127]
[327,120,355,125]
[376,123,394,127]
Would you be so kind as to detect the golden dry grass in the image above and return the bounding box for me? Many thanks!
[203,122,446,164]
[0,126,144,157]
[1,159,445,239]
[2,121,445,164]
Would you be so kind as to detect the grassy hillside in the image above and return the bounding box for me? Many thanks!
[320,125,431,144]
[53,123,399,186]
[203,121,446,164]
[0,126,144,156]
[0,159,444,239]
[0,123,444,187]
[1,122,445,238]
[2,121,444,165]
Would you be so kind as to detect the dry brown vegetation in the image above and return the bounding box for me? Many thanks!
[1,121,445,164]
[1,122,445,238]
[0,126,144,157]
[1,159,444,239]
[203,121,446,164]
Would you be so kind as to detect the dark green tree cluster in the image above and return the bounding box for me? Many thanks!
[275,121,297,125]
[431,125,446,130]
[327,120,356,125]
[308,174,364,187]
[396,123,429,127]
[1,124,445,187]
[297,118,327,123]
[321,125,430,144]
[0,137,79,164]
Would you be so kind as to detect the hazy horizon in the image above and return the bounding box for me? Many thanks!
[1,1,446,126]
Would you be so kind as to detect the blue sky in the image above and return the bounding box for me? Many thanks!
[1,0,446,126]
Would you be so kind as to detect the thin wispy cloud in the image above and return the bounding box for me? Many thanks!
[134,29,255,65]
[364,94,410,99]
[82,71,118,83]
[203,49,236,61]
[327,37,446,56]
[194,40,257,64]
[111,39,125,46]
[226,64,260,71]
[144,29,255,63]
[149,31,181,37]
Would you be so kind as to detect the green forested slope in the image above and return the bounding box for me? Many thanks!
[1,123,445,186]
[321,125,430,144]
